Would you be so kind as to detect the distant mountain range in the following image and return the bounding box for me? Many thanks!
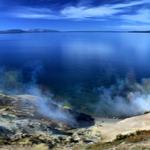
[128,31,150,33]
[67,31,150,33]
[0,29,59,34]
[0,29,150,34]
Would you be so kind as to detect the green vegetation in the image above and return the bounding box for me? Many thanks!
[63,101,72,110]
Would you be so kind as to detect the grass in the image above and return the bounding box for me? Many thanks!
[74,130,150,150]
[32,144,49,150]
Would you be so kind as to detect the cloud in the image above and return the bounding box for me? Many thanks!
[8,0,150,28]
[61,6,120,19]
[11,7,60,19]
[9,0,149,20]
[61,0,150,20]
[121,9,150,24]
[112,0,149,9]
[120,25,150,30]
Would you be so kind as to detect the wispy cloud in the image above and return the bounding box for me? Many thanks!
[121,9,150,24]
[61,6,120,19]
[11,7,60,19]
[9,0,150,28]
[61,0,150,20]
[120,25,150,30]
[112,0,149,9]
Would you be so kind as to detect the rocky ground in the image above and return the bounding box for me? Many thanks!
[0,93,99,150]
[0,93,149,150]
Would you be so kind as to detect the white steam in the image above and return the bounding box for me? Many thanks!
[96,79,150,117]
[0,68,150,119]
[0,68,76,124]
[26,86,75,124]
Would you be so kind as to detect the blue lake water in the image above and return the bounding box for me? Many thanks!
[0,32,150,111]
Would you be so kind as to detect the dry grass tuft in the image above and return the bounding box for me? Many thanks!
[32,144,49,150]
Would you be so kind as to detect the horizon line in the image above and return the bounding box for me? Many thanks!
[0,28,150,33]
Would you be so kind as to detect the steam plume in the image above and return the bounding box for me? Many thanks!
[27,86,75,124]
[95,79,150,118]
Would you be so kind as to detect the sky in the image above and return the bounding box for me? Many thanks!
[0,0,150,31]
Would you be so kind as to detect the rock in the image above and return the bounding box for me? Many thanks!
[0,93,96,149]
[0,92,150,150]
[0,126,13,138]
[67,110,95,128]
[71,125,101,145]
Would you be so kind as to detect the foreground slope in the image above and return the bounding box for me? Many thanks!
[0,93,149,149]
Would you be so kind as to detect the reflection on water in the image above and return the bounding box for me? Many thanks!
[0,32,150,111]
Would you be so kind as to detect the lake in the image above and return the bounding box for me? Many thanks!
[0,32,150,113]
